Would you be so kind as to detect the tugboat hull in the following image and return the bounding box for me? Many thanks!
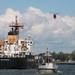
[38,63,58,73]
[38,69,55,74]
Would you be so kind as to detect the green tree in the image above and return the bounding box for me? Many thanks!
[71,50,75,60]
[52,52,58,60]
[57,52,66,61]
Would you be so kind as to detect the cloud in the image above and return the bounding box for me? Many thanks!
[0,8,21,22]
[0,7,75,53]
[0,8,22,37]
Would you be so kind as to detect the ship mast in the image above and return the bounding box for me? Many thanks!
[8,16,24,44]
[9,16,24,32]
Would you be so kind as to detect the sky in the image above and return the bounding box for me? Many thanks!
[0,0,75,54]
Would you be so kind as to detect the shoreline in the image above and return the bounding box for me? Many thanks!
[56,62,75,65]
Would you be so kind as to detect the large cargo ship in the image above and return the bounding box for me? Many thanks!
[0,16,37,69]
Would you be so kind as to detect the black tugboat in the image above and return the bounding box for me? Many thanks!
[0,16,37,69]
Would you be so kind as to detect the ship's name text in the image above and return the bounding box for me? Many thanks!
[0,59,9,61]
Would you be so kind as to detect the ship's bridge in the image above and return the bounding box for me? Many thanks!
[8,28,19,35]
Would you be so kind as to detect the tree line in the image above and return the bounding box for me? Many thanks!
[38,50,75,61]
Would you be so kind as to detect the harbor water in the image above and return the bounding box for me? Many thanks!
[0,65,75,75]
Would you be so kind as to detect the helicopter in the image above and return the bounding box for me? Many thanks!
[53,14,57,19]
[50,12,60,19]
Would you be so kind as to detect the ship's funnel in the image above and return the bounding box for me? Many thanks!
[8,16,24,44]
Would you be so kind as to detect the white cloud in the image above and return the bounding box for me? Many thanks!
[0,8,22,37]
[0,6,75,53]
[0,8,21,22]
[26,7,45,17]
[62,16,75,27]
[27,24,45,35]
[70,40,75,46]
[53,28,63,34]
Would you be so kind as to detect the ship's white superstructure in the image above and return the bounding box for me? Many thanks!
[2,35,34,58]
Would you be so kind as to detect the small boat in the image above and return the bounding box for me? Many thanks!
[38,49,58,73]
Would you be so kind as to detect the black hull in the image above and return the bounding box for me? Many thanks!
[0,55,37,69]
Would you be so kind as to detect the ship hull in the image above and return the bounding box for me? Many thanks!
[38,63,58,73]
[0,55,37,69]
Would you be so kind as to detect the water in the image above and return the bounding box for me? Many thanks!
[0,65,75,75]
